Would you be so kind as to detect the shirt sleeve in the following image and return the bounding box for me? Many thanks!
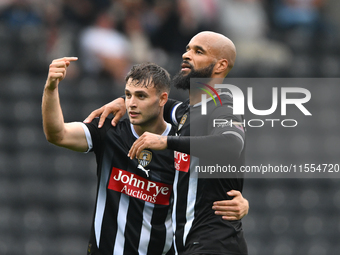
[208,104,245,150]
[167,134,243,160]
[83,117,112,154]
[167,104,245,161]
[80,122,93,153]
[164,98,182,125]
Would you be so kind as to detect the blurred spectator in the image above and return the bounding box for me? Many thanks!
[0,0,338,78]
[273,0,326,31]
[62,0,106,28]
[325,0,340,33]
[123,14,152,63]
[0,0,12,11]
[0,0,46,72]
[149,0,210,55]
[216,0,293,71]
[108,0,153,64]
[79,10,131,83]
[184,0,220,29]
[0,0,42,29]
[271,0,329,54]
[44,1,76,62]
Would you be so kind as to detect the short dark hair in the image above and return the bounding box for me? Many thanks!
[125,62,171,93]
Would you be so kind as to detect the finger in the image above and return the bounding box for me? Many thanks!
[50,62,67,69]
[111,110,125,127]
[213,200,238,206]
[84,108,103,123]
[65,57,78,62]
[212,205,238,212]
[49,68,67,74]
[111,118,117,127]
[129,136,146,159]
[135,142,147,159]
[222,215,238,221]
[53,57,78,62]
[51,59,77,68]
[98,115,105,128]
[227,190,241,197]
[98,108,112,128]
[215,210,237,216]
[129,138,143,159]
[49,73,64,79]
[128,141,137,159]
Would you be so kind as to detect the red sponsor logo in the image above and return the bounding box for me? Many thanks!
[174,151,190,172]
[108,167,172,205]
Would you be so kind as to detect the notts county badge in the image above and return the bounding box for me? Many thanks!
[178,113,188,131]
[138,150,152,167]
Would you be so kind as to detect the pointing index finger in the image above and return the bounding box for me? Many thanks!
[53,57,78,62]
[64,57,78,61]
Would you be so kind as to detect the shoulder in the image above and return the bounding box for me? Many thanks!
[84,117,132,138]
[175,100,189,116]
[114,118,131,131]
[219,92,233,105]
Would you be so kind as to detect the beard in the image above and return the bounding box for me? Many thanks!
[171,62,215,90]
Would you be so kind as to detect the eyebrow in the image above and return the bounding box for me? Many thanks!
[186,44,206,53]
[125,89,149,95]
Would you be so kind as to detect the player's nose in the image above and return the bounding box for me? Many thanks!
[182,50,191,61]
[127,96,137,108]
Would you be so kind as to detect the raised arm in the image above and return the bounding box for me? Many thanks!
[42,57,88,152]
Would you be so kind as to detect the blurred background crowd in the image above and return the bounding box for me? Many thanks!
[0,0,340,255]
[1,0,340,80]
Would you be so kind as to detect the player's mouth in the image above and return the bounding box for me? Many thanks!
[181,61,193,72]
[129,111,140,118]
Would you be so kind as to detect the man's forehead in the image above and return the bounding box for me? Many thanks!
[125,79,156,92]
[188,35,213,51]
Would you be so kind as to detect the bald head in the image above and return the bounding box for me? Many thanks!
[190,31,236,75]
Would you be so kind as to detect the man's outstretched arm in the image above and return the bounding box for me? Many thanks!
[42,57,88,152]
[128,132,242,161]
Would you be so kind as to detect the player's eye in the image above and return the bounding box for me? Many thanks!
[125,93,131,98]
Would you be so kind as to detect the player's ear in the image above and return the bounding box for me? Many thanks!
[214,59,228,75]
[159,92,168,107]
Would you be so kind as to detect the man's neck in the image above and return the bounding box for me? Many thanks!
[189,89,205,105]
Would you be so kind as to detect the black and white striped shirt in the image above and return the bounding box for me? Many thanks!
[83,118,175,255]
[169,93,248,255]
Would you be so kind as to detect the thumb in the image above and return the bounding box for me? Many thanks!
[227,190,241,197]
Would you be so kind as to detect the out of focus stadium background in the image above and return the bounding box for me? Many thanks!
[0,0,340,254]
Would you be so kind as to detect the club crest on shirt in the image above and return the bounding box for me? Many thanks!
[138,150,152,167]
[178,113,188,131]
